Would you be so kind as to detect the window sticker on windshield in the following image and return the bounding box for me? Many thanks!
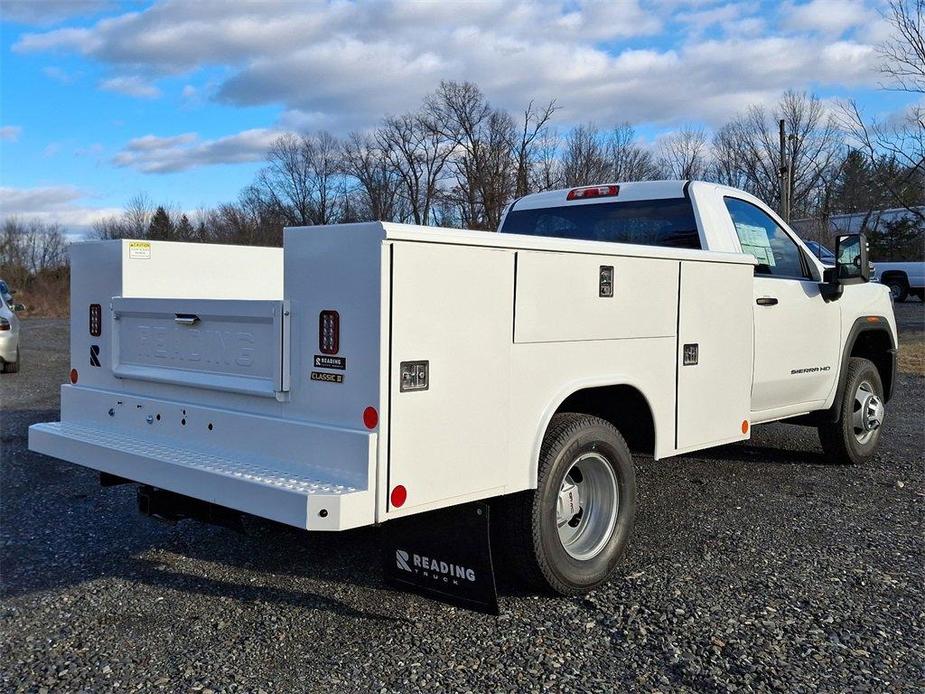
[736,223,776,267]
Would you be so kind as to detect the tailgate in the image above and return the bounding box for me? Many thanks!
[111,297,290,399]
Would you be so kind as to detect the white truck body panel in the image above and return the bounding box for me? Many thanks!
[29,182,897,535]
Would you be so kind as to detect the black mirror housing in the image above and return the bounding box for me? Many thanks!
[835,233,870,284]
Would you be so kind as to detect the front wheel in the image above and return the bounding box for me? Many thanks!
[498,413,636,595]
[817,357,884,464]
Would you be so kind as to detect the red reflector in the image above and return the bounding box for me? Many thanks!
[69,368,79,384]
[319,310,340,355]
[391,485,407,508]
[363,406,378,429]
[566,185,619,201]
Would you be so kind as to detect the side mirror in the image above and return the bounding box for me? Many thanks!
[835,233,870,284]
[8,289,15,296]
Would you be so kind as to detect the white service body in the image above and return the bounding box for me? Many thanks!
[29,182,897,533]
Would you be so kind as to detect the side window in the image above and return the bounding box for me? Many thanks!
[724,197,810,279]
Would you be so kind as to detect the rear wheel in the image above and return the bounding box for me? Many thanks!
[1,348,19,374]
[817,357,884,464]
[498,413,636,595]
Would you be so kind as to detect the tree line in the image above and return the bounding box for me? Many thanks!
[87,80,923,261]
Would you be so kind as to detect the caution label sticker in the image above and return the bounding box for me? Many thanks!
[129,241,151,259]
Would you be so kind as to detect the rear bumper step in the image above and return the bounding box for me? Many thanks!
[28,421,374,531]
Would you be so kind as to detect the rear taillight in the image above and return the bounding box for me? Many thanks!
[0,317,9,331]
[319,310,340,355]
[566,185,620,201]
[89,304,102,336]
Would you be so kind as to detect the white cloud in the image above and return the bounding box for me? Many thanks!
[0,0,114,26]
[781,0,874,36]
[0,126,23,142]
[0,185,121,229]
[112,128,281,173]
[99,75,161,99]
[11,0,887,131]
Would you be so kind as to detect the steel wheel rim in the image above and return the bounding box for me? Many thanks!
[851,380,883,445]
[888,283,902,299]
[556,452,619,561]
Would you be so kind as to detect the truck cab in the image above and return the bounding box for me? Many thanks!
[499,180,897,438]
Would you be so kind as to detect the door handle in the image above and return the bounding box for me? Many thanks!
[174,314,200,325]
[756,297,778,306]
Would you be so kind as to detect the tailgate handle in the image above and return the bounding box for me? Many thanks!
[756,297,778,306]
[174,313,200,325]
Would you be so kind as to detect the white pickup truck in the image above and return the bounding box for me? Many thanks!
[29,181,897,600]
[872,261,925,302]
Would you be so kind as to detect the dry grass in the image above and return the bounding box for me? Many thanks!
[898,336,925,376]
[14,274,69,318]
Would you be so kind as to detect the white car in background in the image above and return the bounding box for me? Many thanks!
[0,292,22,373]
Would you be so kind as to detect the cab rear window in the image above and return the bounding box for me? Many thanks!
[499,198,701,249]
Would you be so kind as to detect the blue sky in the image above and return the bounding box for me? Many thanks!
[0,0,913,234]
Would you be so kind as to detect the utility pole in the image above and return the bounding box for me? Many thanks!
[779,119,791,224]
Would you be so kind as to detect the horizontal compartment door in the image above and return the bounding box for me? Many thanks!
[111,297,290,398]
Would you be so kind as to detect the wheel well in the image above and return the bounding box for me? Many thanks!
[880,271,908,285]
[557,384,655,454]
[850,329,895,401]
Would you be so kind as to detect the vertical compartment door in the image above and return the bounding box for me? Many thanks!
[676,261,754,451]
[387,243,514,515]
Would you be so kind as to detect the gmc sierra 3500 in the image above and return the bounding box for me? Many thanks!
[29,180,896,604]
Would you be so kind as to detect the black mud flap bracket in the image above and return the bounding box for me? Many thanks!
[383,501,499,615]
[137,486,245,534]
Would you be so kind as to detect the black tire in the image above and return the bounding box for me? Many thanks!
[884,275,908,303]
[497,413,636,595]
[817,357,884,465]
[1,348,19,374]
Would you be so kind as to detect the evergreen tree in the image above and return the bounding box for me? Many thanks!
[147,206,174,240]
[175,213,195,241]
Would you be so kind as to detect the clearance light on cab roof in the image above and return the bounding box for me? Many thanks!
[566,185,620,201]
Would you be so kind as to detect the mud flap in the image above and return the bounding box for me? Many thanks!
[383,501,499,615]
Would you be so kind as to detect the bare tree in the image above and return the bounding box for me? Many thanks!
[377,111,454,226]
[606,124,659,181]
[92,192,154,239]
[256,133,343,227]
[0,218,68,286]
[713,92,843,217]
[878,0,925,93]
[657,125,708,180]
[342,132,403,221]
[836,1,924,220]
[561,124,609,186]
[839,100,925,221]
[532,127,564,191]
[513,99,558,197]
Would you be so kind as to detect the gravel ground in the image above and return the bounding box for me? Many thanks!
[1,306,923,693]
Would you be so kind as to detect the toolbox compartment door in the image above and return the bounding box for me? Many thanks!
[111,297,290,398]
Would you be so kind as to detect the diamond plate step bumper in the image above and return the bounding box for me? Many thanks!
[28,421,375,530]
